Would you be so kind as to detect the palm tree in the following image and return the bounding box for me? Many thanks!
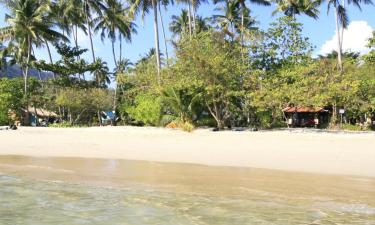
[82,0,106,63]
[325,0,373,71]
[93,0,137,67]
[130,0,163,83]
[273,0,320,19]
[93,58,110,87]
[169,9,190,37]
[158,0,173,67]
[212,0,241,40]
[170,10,210,38]
[195,15,211,32]
[176,0,193,37]
[191,0,208,31]
[235,0,270,52]
[0,0,66,96]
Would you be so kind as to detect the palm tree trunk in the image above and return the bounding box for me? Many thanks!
[240,7,244,61]
[73,25,78,50]
[24,37,32,96]
[158,3,170,67]
[191,0,196,31]
[84,0,96,63]
[334,4,343,71]
[187,3,192,38]
[340,1,345,61]
[44,38,55,79]
[87,22,96,62]
[112,82,118,126]
[119,33,122,62]
[112,40,117,67]
[151,0,161,84]
[23,36,32,121]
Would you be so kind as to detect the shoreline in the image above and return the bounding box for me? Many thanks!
[1,126,375,178]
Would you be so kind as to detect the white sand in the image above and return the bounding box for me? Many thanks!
[1,126,375,177]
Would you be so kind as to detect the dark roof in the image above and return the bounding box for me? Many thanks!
[283,106,328,113]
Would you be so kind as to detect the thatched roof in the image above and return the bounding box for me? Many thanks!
[25,107,59,117]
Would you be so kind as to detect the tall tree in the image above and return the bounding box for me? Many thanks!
[191,0,207,31]
[170,10,210,38]
[213,0,241,40]
[273,0,320,18]
[93,0,137,67]
[130,0,163,83]
[325,0,373,71]
[170,9,190,37]
[0,0,66,96]
[83,0,105,62]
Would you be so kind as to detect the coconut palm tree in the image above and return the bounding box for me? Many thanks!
[169,9,190,37]
[273,0,320,19]
[130,0,164,83]
[190,0,208,31]
[235,0,270,51]
[0,0,66,96]
[82,0,106,62]
[176,0,193,37]
[93,58,110,87]
[212,0,241,40]
[325,0,373,71]
[54,0,86,48]
[170,10,210,38]
[93,0,137,67]
[158,0,173,67]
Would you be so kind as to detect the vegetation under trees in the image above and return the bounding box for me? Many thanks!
[0,0,374,131]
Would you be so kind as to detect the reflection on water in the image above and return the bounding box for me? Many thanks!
[0,156,375,225]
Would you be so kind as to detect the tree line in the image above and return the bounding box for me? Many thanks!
[0,0,374,130]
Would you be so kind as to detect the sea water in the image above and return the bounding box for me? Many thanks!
[0,156,374,225]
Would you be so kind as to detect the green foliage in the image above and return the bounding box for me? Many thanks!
[56,88,113,125]
[250,16,314,70]
[363,31,375,64]
[0,78,23,125]
[341,124,371,132]
[173,31,248,129]
[126,93,162,126]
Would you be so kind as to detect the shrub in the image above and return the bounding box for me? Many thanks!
[166,120,195,132]
[126,94,161,126]
[341,123,371,131]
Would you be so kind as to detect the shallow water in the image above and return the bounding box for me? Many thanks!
[0,156,374,225]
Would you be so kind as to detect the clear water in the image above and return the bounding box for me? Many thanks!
[0,156,375,225]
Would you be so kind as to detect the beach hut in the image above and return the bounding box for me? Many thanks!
[22,107,60,126]
[283,106,329,128]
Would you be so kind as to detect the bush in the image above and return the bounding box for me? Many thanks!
[341,123,371,131]
[0,78,23,125]
[159,114,176,127]
[126,94,161,126]
[194,117,216,127]
[166,120,195,132]
[181,121,195,132]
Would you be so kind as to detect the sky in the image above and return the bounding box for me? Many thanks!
[0,2,374,76]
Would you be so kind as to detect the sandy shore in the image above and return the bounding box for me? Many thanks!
[1,126,375,177]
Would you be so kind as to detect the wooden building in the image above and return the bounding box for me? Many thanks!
[283,106,329,128]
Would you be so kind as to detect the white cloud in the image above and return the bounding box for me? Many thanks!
[319,21,373,56]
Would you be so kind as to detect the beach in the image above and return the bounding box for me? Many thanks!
[1,126,375,177]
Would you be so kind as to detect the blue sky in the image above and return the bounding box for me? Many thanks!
[0,2,374,74]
